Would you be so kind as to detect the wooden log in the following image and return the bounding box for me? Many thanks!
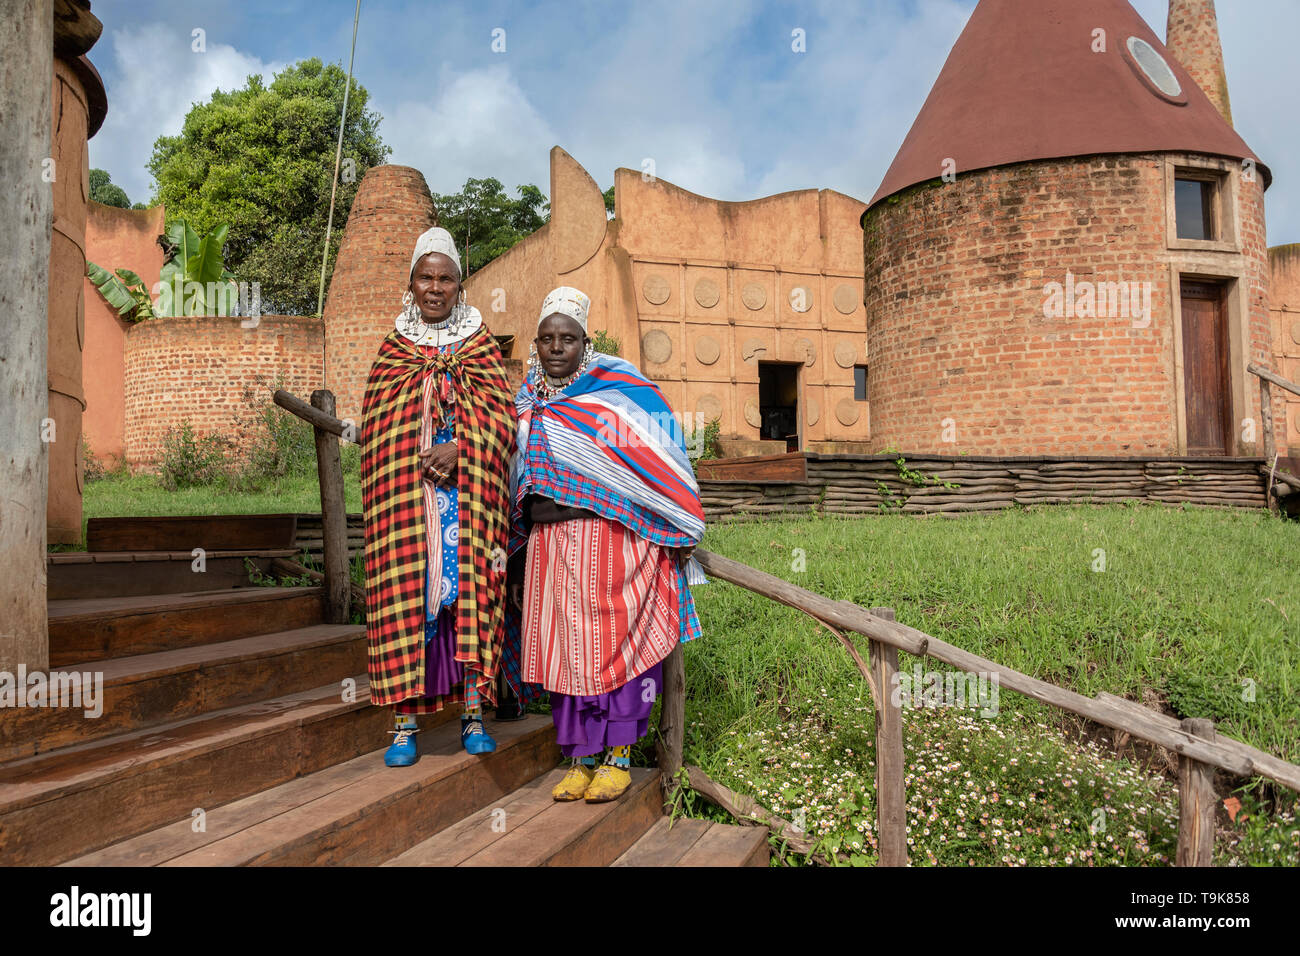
[1248,362,1300,399]
[868,607,907,867]
[655,643,686,802]
[274,388,351,439]
[683,765,845,865]
[1176,718,1217,867]
[312,390,351,625]
[270,557,365,619]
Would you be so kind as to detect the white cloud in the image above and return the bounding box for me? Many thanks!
[87,22,286,203]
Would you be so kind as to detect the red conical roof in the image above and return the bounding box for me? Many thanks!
[868,0,1269,209]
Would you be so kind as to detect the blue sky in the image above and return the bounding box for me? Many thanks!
[88,0,1298,245]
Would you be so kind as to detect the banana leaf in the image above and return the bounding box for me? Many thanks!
[86,260,136,316]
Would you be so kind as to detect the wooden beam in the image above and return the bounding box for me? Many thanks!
[868,607,907,867]
[1176,718,1217,867]
[311,390,350,625]
[1248,363,1300,399]
[655,643,686,802]
[274,388,352,439]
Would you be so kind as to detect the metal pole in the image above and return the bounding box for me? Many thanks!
[316,0,362,317]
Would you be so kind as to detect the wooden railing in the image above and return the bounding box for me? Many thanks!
[272,386,1300,867]
[1247,363,1300,510]
[658,548,1300,867]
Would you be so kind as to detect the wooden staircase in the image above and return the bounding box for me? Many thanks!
[2,539,767,867]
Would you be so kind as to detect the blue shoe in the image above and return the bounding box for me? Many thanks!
[384,726,419,766]
[461,716,497,755]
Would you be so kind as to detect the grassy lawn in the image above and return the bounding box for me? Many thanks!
[683,507,1300,865]
[73,418,1299,865]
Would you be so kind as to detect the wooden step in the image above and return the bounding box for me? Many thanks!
[0,677,454,866]
[0,624,365,762]
[48,586,327,666]
[63,714,560,866]
[385,766,663,867]
[47,549,302,600]
[612,817,770,867]
[87,514,299,552]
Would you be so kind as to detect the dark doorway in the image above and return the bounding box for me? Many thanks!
[758,362,800,452]
[1180,280,1232,456]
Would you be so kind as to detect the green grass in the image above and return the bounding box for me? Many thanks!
[682,507,1300,866]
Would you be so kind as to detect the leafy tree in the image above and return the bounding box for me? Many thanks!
[602,185,614,215]
[147,58,390,315]
[89,168,131,208]
[431,178,549,275]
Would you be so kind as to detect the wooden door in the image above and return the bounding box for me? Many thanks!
[1180,281,1231,456]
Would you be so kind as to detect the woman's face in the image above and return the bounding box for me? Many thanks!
[535,314,587,378]
[409,252,461,322]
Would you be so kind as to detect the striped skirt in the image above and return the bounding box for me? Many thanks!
[521,515,680,696]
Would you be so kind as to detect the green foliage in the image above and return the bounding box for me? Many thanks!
[687,416,722,472]
[226,373,318,488]
[89,168,131,208]
[158,420,234,490]
[1164,669,1252,724]
[154,219,238,316]
[85,261,156,322]
[431,178,548,275]
[602,185,615,215]
[590,329,620,356]
[148,58,390,315]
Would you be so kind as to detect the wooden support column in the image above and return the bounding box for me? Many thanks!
[655,643,686,802]
[311,389,350,624]
[1176,717,1217,866]
[869,606,907,866]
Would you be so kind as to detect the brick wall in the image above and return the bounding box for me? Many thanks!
[1166,0,1233,124]
[863,153,1272,457]
[323,165,437,427]
[123,315,323,467]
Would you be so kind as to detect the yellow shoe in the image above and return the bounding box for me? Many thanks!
[551,763,596,801]
[584,764,632,803]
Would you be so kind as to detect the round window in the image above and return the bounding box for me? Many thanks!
[1125,36,1182,98]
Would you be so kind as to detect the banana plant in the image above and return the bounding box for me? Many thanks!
[86,218,238,321]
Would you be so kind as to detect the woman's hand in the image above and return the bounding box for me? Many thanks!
[419,441,458,485]
[669,545,696,568]
[509,579,524,609]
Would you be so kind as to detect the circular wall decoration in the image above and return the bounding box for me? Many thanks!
[694,278,720,309]
[1125,37,1181,98]
[835,398,861,427]
[788,285,813,314]
[805,398,821,427]
[641,329,673,364]
[741,338,767,363]
[743,400,762,429]
[833,283,858,315]
[833,341,857,369]
[793,337,817,367]
[1290,319,1300,346]
[694,335,721,365]
[696,394,722,424]
[741,282,767,311]
[642,274,671,306]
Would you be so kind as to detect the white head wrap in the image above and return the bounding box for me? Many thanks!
[537,286,591,332]
[409,226,461,279]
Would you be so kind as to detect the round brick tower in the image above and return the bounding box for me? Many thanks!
[323,165,437,426]
[863,0,1272,458]
[1166,0,1232,125]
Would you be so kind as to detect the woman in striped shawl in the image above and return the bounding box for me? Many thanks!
[361,227,525,766]
[507,287,706,803]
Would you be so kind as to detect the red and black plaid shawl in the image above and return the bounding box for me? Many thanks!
[360,325,515,711]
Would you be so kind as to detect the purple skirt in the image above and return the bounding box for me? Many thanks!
[423,606,465,698]
[552,660,663,758]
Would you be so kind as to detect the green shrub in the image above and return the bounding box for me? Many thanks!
[158,420,234,490]
[228,374,317,489]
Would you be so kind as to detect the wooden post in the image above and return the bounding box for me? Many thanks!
[869,606,907,866]
[1176,717,1217,867]
[1260,377,1275,465]
[311,389,350,625]
[655,643,686,802]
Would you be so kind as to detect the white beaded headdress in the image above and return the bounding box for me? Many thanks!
[537,286,590,332]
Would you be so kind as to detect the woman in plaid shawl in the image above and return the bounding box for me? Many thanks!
[361,227,524,766]
[507,287,706,803]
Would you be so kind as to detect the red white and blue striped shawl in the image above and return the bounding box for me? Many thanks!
[509,354,706,645]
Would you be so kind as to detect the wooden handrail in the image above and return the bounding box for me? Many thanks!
[1248,362,1300,399]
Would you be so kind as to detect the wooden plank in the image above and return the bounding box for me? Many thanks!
[655,644,685,801]
[157,716,559,866]
[87,514,299,552]
[868,607,906,867]
[674,821,770,867]
[610,817,711,867]
[382,768,566,866]
[1177,718,1217,867]
[48,586,325,666]
[311,389,351,625]
[696,453,807,483]
[458,769,660,867]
